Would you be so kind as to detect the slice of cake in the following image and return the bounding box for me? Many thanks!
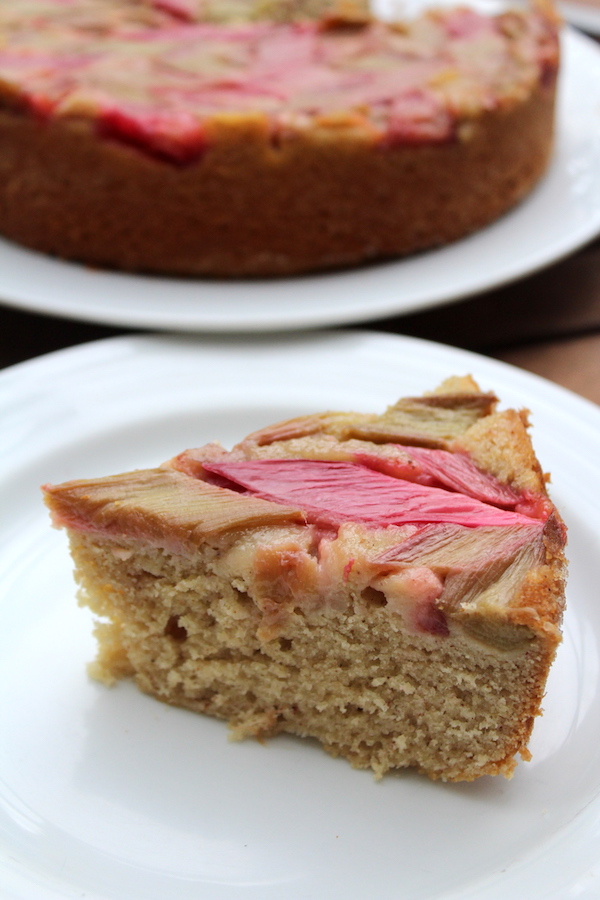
[0,0,559,276]
[42,376,567,781]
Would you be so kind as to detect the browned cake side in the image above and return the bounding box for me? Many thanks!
[0,87,556,277]
[43,377,567,781]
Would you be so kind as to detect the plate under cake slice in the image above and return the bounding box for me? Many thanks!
[43,376,567,782]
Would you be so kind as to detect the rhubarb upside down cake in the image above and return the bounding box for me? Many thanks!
[0,0,559,276]
[43,377,567,782]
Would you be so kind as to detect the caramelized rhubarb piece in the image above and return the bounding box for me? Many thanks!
[43,467,304,551]
[243,412,375,447]
[376,522,544,569]
[173,434,422,480]
[347,392,499,447]
[376,521,544,612]
[374,521,557,648]
[180,432,529,512]
[201,459,542,528]
[242,390,497,450]
[396,445,521,508]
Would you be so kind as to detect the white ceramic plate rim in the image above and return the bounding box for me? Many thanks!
[560,0,600,35]
[1,331,600,900]
[0,27,599,332]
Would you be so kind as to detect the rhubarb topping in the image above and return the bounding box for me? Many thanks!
[349,392,500,447]
[393,445,521,507]
[43,467,305,551]
[201,459,545,528]
[241,391,500,450]
[375,521,544,607]
[180,428,535,513]
[42,456,556,645]
[375,522,543,568]
[0,2,557,162]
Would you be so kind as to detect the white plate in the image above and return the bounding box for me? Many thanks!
[560,1,600,35]
[0,27,599,333]
[1,330,600,900]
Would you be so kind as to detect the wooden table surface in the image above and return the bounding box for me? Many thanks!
[1,23,600,408]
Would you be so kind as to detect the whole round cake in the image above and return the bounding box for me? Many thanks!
[0,0,560,276]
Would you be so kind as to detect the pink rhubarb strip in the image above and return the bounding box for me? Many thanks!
[202,459,545,528]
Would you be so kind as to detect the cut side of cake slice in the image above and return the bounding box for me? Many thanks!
[42,376,567,782]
